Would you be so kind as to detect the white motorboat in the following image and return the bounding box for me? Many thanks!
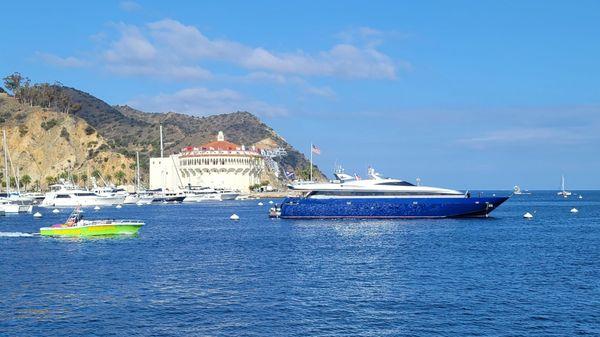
[40,181,126,207]
[557,175,572,197]
[123,191,155,204]
[0,198,33,213]
[513,185,531,195]
[181,186,239,202]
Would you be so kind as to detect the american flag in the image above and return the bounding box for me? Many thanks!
[311,144,321,155]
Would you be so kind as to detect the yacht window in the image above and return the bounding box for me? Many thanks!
[75,192,96,196]
[56,194,71,198]
[377,181,415,186]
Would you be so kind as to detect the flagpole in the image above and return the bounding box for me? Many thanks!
[310,142,313,182]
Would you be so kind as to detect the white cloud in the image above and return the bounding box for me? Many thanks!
[119,1,141,12]
[127,87,287,117]
[100,19,399,80]
[100,23,211,80]
[457,127,595,149]
[35,52,89,68]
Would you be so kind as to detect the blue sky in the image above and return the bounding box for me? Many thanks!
[2,1,599,189]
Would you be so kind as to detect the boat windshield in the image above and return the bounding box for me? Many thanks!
[376,181,415,186]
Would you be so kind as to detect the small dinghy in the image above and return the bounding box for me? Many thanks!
[40,208,144,237]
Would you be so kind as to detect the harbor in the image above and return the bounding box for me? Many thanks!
[1,191,599,336]
[2,1,600,335]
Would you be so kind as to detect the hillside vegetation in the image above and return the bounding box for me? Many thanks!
[1,73,324,189]
[0,93,134,190]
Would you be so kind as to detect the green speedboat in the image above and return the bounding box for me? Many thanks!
[40,210,144,237]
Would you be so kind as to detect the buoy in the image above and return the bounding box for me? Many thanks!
[523,212,533,219]
[579,195,583,199]
[230,213,240,220]
[94,206,101,210]
[570,208,578,213]
[258,202,264,206]
[268,200,274,204]
[33,212,42,218]
[52,209,60,214]
[116,204,122,209]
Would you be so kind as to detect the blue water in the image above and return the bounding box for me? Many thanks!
[1,191,599,336]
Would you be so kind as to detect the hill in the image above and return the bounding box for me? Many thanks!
[0,93,134,189]
[58,86,324,182]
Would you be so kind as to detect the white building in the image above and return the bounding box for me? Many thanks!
[149,132,265,193]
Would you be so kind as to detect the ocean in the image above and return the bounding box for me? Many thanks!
[1,191,599,336]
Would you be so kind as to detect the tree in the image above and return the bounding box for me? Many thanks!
[80,173,88,187]
[92,169,101,178]
[72,174,79,184]
[115,170,126,185]
[3,72,24,95]
[21,174,32,191]
[45,176,57,186]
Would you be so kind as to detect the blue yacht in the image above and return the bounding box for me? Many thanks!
[280,168,509,219]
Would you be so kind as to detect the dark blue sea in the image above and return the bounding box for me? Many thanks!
[1,191,599,336]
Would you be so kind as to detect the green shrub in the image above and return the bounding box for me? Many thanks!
[60,127,70,141]
[41,118,59,130]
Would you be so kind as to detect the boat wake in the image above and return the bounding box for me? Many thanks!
[0,232,37,237]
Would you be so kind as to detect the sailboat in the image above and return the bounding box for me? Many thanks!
[557,175,572,197]
[0,129,33,213]
[123,152,154,204]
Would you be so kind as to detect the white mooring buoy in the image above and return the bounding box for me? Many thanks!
[33,212,42,218]
[570,208,578,213]
[258,202,264,206]
[52,209,60,214]
[523,212,533,219]
[94,206,101,210]
[579,195,583,199]
[116,204,122,209]
[230,213,240,221]
[268,200,274,204]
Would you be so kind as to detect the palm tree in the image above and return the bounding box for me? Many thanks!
[115,170,126,185]
[80,173,88,187]
[21,174,32,191]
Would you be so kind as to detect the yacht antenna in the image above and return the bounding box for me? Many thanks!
[309,142,313,182]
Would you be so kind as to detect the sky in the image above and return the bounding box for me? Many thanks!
[1,0,599,189]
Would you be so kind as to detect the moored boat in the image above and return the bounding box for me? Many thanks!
[40,181,126,207]
[279,168,509,219]
[557,175,571,197]
[39,210,144,237]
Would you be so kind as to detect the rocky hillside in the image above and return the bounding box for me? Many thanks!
[59,86,324,181]
[0,93,134,189]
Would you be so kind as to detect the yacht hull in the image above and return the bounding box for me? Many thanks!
[279,196,509,219]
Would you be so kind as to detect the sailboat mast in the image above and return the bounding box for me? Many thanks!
[136,151,140,191]
[3,130,9,193]
[159,125,165,193]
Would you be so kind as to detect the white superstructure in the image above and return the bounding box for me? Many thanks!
[149,131,264,193]
[289,168,466,199]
